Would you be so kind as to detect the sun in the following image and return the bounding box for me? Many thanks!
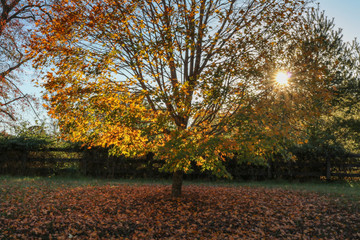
[275,71,291,86]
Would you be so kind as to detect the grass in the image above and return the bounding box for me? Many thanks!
[201,179,360,200]
[1,175,359,201]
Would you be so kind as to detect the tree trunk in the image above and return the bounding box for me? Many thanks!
[171,170,183,197]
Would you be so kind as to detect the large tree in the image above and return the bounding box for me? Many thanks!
[32,0,327,196]
[0,0,48,125]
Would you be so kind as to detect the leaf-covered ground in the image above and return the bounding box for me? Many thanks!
[0,182,359,239]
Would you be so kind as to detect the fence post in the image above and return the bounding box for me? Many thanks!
[81,151,87,176]
[20,151,28,175]
[326,158,331,181]
[267,159,272,179]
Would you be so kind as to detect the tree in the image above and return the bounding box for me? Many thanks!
[244,7,360,156]
[286,8,360,157]
[0,0,47,125]
[32,0,323,196]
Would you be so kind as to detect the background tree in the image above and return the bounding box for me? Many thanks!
[32,0,325,197]
[245,7,360,157]
[284,9,360,161]
[248,7,360,176]
[0,0,48,125]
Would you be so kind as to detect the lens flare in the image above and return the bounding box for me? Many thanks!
[275,71,290,86]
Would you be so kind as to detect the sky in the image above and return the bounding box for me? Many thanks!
[14,0,360,126]
[317,0,360,42]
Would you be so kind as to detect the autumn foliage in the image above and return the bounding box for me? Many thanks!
[0,181,359,239]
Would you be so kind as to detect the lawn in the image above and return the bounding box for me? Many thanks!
[0,176,359,239]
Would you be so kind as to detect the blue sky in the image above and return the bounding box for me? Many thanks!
[317,0,360,42]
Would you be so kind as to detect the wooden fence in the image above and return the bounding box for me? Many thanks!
[0,147,83,176]
[326,154,360,180]
[1,148,359,180]
[0,147,165,178]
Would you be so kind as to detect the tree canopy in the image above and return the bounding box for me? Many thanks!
[32,0,358,196]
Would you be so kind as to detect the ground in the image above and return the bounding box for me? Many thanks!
[0,177,359,239]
